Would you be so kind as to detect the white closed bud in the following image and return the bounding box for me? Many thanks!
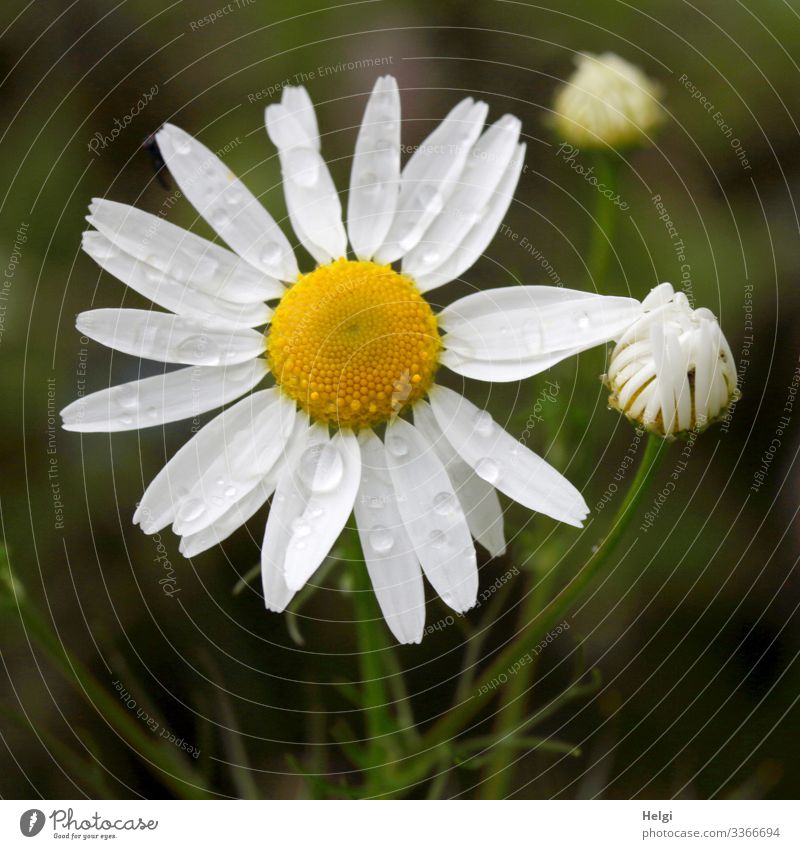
[604,283,738,438]
[552,52,663,149]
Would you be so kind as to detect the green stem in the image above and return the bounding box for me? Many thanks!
[397,433,665,789]
[586,152,619,290]
[480,546,560,798]
[351,562,397,776]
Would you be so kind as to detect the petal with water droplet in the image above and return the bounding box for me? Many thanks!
[353,430,425,644]
[348,76,401,261]
[383,417,477,613]
[375,98,488,263]
[77,309,265,365]
[87,199,286,304]
[429,385,588,527]
[171,394,299,536]
[156,123,298,281]
[414,400,505,557]
[82,231,271,327]
[278,427,361,592]
[61,360,268,432]
[134,389,285,533]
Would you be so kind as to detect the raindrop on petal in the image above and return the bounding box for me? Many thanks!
[476,457,500,484]
[472,409,494,437]
[433,491,456,516]
[428,528,447,549]
[179,498,206,523]
[369,525,395,554]
[260,242,282,266]
[386,433,408,457]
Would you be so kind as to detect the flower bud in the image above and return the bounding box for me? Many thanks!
[552,52,663,149]
[604,283,738,437]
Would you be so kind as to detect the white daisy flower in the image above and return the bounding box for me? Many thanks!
[60,76,640,643]
[604,283,738,437]
[552,52,663,149]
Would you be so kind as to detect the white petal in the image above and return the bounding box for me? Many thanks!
[441,345,587,383]
[155,123,298,281]
[172,393,298,536]
[691,319,715,425]
[133,389,281,533]
[429,385,588,527]
[649,321,691,437]
[413,400,505,557]
[279,85,320,149]
[261,424,312,613]
[347,76,401,261]
[77,309,265,365]
[82,231,270,327]
[280,428,361,591]
[87,199,285,303]
[402,115,521,278]
[354,430,425,644]
[179,473,278,558]
[374,98,489,263]
[441,284,595,324]
[441,287,642,360]
[265,87,347,264]
[383,417,477,613]
[413,143,525,292]
[61,360,267,432]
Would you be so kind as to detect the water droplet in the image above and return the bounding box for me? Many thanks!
[224,485,237,498]
[369,525,394,553]
[287,148,320,187]
[422,248,440,265]
[145,267,164,283]
[118,414,133,426]
[168,257,192,280]
[476,457,500,484]
[291,517,311,537]
[111,384,138,410]
[428,528,446,548]
[175,136,192,155]
[298,443,343,493]
[386,433,408,457]
[294,539,308,551]
[575,311,591,330]
[433,491,456,516]
[225,187,243,206]
[260,243,282,269]
[372,136,394,152]
[145,406,158,419]
[418,184,443,213]
[179,498,206,522]
[176,335,221,365]
[473,409,494,437]
[210,208,230,228]
[360,170,379,189]
[307,498,324,518]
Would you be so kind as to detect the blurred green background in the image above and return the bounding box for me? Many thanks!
[1,0,798,799]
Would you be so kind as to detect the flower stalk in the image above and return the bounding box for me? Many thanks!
[394,433,666,791]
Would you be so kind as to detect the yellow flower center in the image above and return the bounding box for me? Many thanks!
[267,258,441,429]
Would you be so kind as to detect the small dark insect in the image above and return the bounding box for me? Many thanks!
[142,129,172,189]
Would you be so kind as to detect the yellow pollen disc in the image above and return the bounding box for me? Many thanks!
[267,258,441,429]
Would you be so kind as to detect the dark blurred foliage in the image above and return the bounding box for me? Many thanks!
[0,0,798,799]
